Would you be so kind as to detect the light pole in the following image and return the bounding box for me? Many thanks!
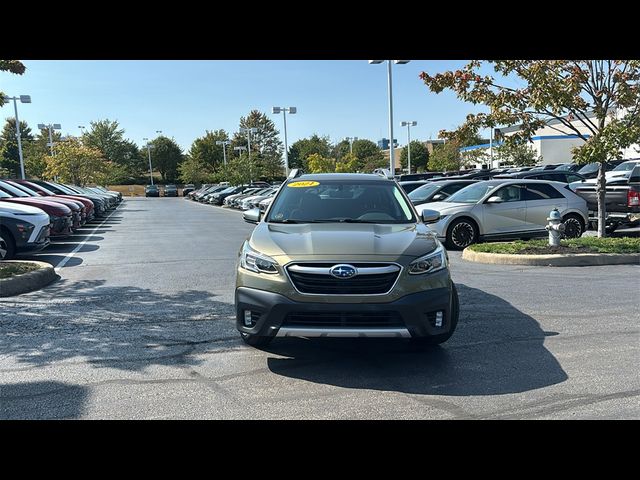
[240,127,258,181]
[78,125,86,136]
[369,60,410,175]
[400,121,417,174]
[3,95,31,180]
[216,140,230,167]
[345,136,358,155]
[272,107,296,176]
[37,123,62,157]
[143,137,154,185]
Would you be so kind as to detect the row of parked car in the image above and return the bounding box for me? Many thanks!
[0,179,122,260]
[186,182,281,212]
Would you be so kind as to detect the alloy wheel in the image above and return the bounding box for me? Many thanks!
[451,222,475,248]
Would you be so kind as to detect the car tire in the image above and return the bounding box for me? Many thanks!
[445,218,478,250]
[562,214,585,239]
[240,331,273,348]
[0,228,16,260]
[410,283,459,347]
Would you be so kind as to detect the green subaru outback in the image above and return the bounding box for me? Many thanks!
[235,171,459,347]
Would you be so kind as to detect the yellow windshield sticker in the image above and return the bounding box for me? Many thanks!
[288,181,320,188]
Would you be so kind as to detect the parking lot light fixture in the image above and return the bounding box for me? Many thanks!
[37,122,62,157]
[368,60,410,175]
[239,128,259,181]
[345,136,358,155]
[400,121,417,174]
[3,94,31,179]
[272,106,297,177]
[143,137,154,185]
[216,140,231,166]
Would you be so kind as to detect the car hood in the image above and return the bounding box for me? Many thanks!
[415,201,474,215]
[1,198,71,215]
[0,201,49,216]
[250,222,439,258]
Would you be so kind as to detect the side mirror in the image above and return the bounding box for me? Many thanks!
[432,193,445,201]
[243,207,261,224]
[421,209,440,223]
[486,196,503,204]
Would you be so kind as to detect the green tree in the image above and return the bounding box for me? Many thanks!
[307,153,335,173]
[352,139,383,165]
[331,139,351,160]
[400,141,429,173]
[189,129,229,172]
[83,119,146,176]
[335,153,359,173]
[43,138,107,186]
[495,141,540,167]
[216,153,253,185]
[288,134,332,170]
[149,136,183,182]
[178,154,212,184]
[0,60,26,109]
[230,110,284,178]
[420,60,640,237]
[0,118,33,177]
[428,142,463,172]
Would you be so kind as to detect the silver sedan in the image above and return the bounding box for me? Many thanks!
[415,179,589,249]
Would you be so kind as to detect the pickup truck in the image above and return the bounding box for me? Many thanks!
[573,165,640,234]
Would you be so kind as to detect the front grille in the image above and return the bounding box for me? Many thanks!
[287,263,400,295]
[283,311,404,328]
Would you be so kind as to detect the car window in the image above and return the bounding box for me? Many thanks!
[407,183,440,203]
[566,174,583,183]
[440,183,469,195]
[493,185,525,202]
[524,184,564,200]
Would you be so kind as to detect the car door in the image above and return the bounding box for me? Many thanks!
[524,183,568,231]
[481,184,528,236]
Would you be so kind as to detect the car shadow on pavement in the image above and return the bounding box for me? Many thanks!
[0,280,238,372]
[264,284,568,396]
[0,381,89,419]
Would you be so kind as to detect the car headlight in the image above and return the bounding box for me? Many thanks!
[408,246,447,275]
[239,242,279,274]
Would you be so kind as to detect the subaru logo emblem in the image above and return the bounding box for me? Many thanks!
[330,264,357,279]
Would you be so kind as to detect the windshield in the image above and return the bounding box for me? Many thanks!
[219,187,236,194]
[408,183,441,203]
[266,180,415,224]
[51,183,80,195]
[25,182,55,195]
[578,162,599,175]
[612,161,639,172]
[0,182,29,197]
[446,182,496,204]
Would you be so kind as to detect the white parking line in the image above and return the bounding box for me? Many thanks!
[54,202,123,272]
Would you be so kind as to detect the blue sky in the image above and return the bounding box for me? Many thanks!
[1,60,495,151]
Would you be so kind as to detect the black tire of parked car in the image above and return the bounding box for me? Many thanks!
[409,283,459,347]
[445,218,478,250]
[562,214,585,239]
[240,331,273,348]
[0,228,16,260]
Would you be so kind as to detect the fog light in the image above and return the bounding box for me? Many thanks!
[435,311,443,328]
[244,310,253,326]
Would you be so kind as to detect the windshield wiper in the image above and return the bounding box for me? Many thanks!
[269,219,305,224]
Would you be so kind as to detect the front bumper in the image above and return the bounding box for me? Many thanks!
[235,285,454,339]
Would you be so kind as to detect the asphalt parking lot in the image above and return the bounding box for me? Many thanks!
[1,197,638,419]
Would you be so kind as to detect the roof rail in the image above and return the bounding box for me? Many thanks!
[288,168,303,179]
[373,168,394,180]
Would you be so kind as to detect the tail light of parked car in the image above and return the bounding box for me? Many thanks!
[628,189,640,207]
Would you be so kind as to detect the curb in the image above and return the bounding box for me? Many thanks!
[0,261,58,297]
[462,248,640,266]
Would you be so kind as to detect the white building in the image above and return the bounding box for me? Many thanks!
[461,111,639,168]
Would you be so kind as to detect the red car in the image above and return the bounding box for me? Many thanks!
[0,180,85,229]
[9,179,95,223]
[0,189,73,237]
